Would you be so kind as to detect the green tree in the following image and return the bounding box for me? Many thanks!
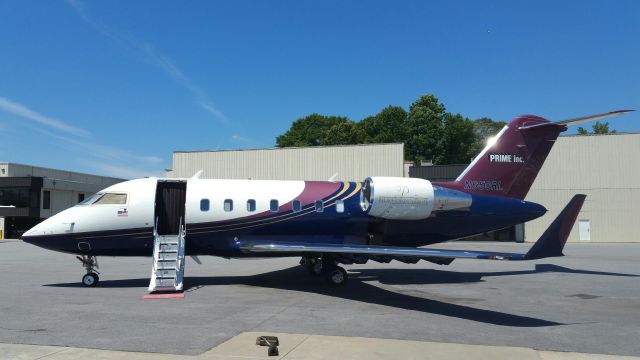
[434,113,476,164]
[469,117,507,158]
[577,121,616,135]
[358,106,408,144]
[592,121,616,134]
[274,93,505,166]
[322,121,365,145]
[405,95,446,164]
[276,114,349,147]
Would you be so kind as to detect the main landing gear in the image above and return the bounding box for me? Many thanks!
[301,256,348,286]
[76,255,100,287]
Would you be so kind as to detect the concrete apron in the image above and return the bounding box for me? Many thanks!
[1,332,638,360]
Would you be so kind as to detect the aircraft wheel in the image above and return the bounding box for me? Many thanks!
[306,258,323,276]
[82,272,99,287]
[326,266,347,286]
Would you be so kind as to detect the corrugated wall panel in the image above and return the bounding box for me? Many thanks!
[525,133,640,243]
[169,144,404,181]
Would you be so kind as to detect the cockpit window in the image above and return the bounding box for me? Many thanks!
[92,193,128,205]
[78,193,103,205]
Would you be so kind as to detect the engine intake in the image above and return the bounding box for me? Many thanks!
[361,177,472,220]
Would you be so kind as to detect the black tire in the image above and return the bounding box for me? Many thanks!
[326,266,347,286]
[82,273,99,287]
[306,258,323,276]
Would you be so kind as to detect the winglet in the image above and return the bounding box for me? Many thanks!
[524,194,587,260]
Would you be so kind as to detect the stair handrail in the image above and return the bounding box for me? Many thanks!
[176,216,185,288]
[153,216,159,237]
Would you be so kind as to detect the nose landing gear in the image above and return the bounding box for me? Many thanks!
[76,255,100,287]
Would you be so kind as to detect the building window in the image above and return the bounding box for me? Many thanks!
[292,199,301,212]
[247,199,256,212]
[270,199,279,212]
[200,199,210,211]
[78,194,85,203]
[0,188,31,208]
[315,200,324,213]
[224,199,233,212]
[335,200,344,213]
[43,190,51,210]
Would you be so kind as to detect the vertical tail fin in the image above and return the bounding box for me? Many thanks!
[451,110,633,200]
[453,115,565,199]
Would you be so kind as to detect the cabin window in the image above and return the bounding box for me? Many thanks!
[292,199,301,212]
[43,190,51,209]
[200,199,210,211]
[270,199,279,212]
[93,193,127,205]
[315,200,324,213]
[224,199,233,212]
[247,199,256,212]
[336,199,344,213]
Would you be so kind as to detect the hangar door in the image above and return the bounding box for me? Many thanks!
[154,181,186,235]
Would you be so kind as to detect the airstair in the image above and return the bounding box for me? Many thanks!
[148,217,186,293]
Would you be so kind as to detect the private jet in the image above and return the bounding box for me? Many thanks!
[22,110,633,292]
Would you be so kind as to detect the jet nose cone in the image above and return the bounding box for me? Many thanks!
[22,226,40,238]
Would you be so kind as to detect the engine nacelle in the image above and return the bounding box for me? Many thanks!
[360,177,435,220]
[360,177,473,220]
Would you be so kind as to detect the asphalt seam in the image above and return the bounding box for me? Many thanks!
[32,347,72,359]
[280,334,312,359]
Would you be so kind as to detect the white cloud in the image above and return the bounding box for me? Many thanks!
[1,101,166,179]
[25,124,163,166]
[230,134,251,143]
[66,0,228,123]
[0,97,90,137]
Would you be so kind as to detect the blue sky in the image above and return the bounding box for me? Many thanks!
[1,0,638,178]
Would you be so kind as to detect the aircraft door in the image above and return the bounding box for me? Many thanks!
[154,181,187,235]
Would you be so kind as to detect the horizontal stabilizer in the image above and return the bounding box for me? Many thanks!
[524,194,586,260]
[519,110,634,130]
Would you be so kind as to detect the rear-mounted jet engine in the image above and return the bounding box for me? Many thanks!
[360,177,472,220]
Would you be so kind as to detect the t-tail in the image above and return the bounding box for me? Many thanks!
[449,110,634,200]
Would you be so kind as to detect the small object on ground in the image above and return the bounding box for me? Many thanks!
[256,335,280,356]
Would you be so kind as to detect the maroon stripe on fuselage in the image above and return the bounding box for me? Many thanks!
[188,181,344,230]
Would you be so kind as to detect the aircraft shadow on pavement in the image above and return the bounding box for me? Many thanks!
[45,263,637,328]
[349,263,640,285]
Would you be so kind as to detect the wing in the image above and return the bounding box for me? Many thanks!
[237,194,586,265]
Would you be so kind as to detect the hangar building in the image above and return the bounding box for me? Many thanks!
[167,133,639,243]
[166,143,405,181]
[525,133,640,243]
[0,163,123,239]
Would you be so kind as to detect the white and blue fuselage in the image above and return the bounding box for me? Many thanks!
[22,177,544,257]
